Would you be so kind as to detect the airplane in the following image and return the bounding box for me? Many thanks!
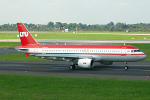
[15,23,146,70]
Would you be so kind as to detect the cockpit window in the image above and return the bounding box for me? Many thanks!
[137,50,141,52]
[131,49,141,53]
[131,50,134,52]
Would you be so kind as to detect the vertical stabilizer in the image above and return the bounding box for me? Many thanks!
[17,23,38,46]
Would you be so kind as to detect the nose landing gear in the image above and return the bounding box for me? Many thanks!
[124,62,128,70]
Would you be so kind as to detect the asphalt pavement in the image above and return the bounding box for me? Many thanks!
[0,60,149,80]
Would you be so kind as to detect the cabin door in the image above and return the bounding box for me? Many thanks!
[121,47,126,56]
[35,46,39,54]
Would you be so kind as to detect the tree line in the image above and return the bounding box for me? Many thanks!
[1,22,150,32]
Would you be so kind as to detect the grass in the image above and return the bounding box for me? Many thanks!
[0,42,21,47]
[0,74,149,100]
[0,31,150,40]
[1,31,150,34]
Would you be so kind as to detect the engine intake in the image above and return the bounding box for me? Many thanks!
[77,59,94,68]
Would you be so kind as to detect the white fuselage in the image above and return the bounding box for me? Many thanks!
[16,46,146,62]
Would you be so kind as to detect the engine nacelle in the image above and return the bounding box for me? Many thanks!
[77,59,94,68]
[100,61,114,65]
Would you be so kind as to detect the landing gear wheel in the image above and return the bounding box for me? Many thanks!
[69,65,76,70]
[124,66,128,70]
[124,62,128,70]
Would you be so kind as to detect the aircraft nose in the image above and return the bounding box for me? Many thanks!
[141,54,146,60]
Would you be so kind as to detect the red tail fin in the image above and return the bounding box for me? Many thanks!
[17,23,38,46]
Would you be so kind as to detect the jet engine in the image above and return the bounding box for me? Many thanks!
[100,61,114,65]
[77,59,94,68]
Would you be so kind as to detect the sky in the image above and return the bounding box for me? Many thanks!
[0,0,150,25]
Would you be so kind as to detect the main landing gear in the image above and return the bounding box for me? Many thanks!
[124,62,128,70]
[69,65,76,70]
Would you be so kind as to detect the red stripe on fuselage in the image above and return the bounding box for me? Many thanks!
[15,45,138,49]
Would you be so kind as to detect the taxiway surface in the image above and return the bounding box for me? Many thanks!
[0,60,150,80]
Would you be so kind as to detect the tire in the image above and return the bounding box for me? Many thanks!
[125,66,128,70]
[69,65,76,70]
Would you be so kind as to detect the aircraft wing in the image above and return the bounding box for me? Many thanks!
[34,54,94,61]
